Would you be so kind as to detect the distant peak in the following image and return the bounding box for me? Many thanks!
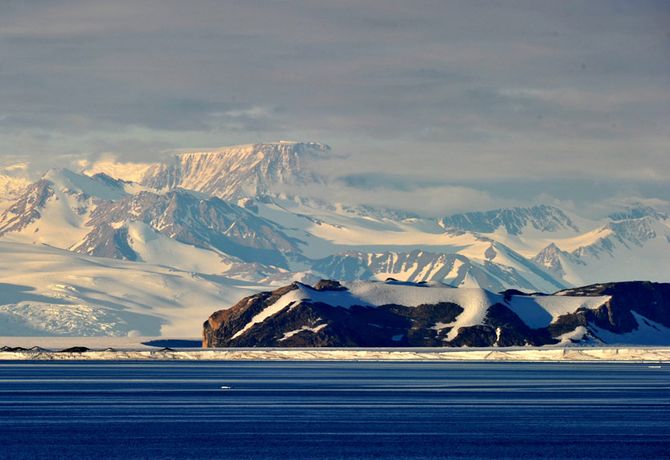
[142,141,330,200]
[541,242,561,252]
[40,168,126,201]
[439,204,579,235]
[608,205,667,222]
[41,167,77,181]
[176,141,330,156]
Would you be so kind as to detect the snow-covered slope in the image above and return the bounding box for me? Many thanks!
[70,189,301,268]
[0,170,300,277]
[118,221,235,274]
[0,169,127,248]
[0,242,260,337]
[533,215,670,285]
[254,197,566,292]
[312,249,565,293]
[435,203,670,288]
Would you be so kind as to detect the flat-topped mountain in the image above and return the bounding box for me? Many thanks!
[140,141,330,200]
[202,279,670,348]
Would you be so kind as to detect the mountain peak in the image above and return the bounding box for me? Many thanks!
[0,166,31,202]
[599,216,659,247]
[176,141,330,158]
[608,205,668,222]
[41,168,127,201]
[141,141,330,199]
[0,169,126,247]
[533,243,572,278]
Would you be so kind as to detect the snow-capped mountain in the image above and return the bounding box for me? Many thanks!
[572,216,662,258]
[312,247,565,293]
[71,189,300,268]
[0,165,570,295]
[0,169,127,248]
[531,243,585,280]
[203,279,670,347]
[433,201,670,288]
[248,196,571,292]
[0,168,300,276]
[608,205,668,222]
[1,141,669,337]
[139,141,330,200]
[438,204,580,235]
[533,214,670,286]
[0,164,31,210]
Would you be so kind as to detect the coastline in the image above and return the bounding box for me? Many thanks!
[0,346,668,362]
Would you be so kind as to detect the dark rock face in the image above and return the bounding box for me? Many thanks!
[202,280,466,348]
[72,224,138,260]
[452,303,556,347]
[203,280,670,348]
[0,346,29,352]
[59,346,90,353]
[203,283,300,347]
[554,281,670,336]
[313,279,347,291]
[0,180,54,236]
[205,279,553,348]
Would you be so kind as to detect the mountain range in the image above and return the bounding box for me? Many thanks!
[0,141,668,338]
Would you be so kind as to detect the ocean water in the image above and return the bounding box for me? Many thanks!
[0,361,668,459]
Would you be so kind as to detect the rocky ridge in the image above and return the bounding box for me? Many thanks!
[203,280,670,348]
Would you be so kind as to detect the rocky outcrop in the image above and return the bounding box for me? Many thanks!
[553,281,670,335]
[71,224,138,260]
[203,280,670,348]
[203,280,465,348]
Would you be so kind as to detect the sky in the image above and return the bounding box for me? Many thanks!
[1,0,669,214]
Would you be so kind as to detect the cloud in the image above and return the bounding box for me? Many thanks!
[0,0,668,210]
[334,184,508,217]
[279,180,512,217]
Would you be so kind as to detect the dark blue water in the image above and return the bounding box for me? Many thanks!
[0,361,668,459]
